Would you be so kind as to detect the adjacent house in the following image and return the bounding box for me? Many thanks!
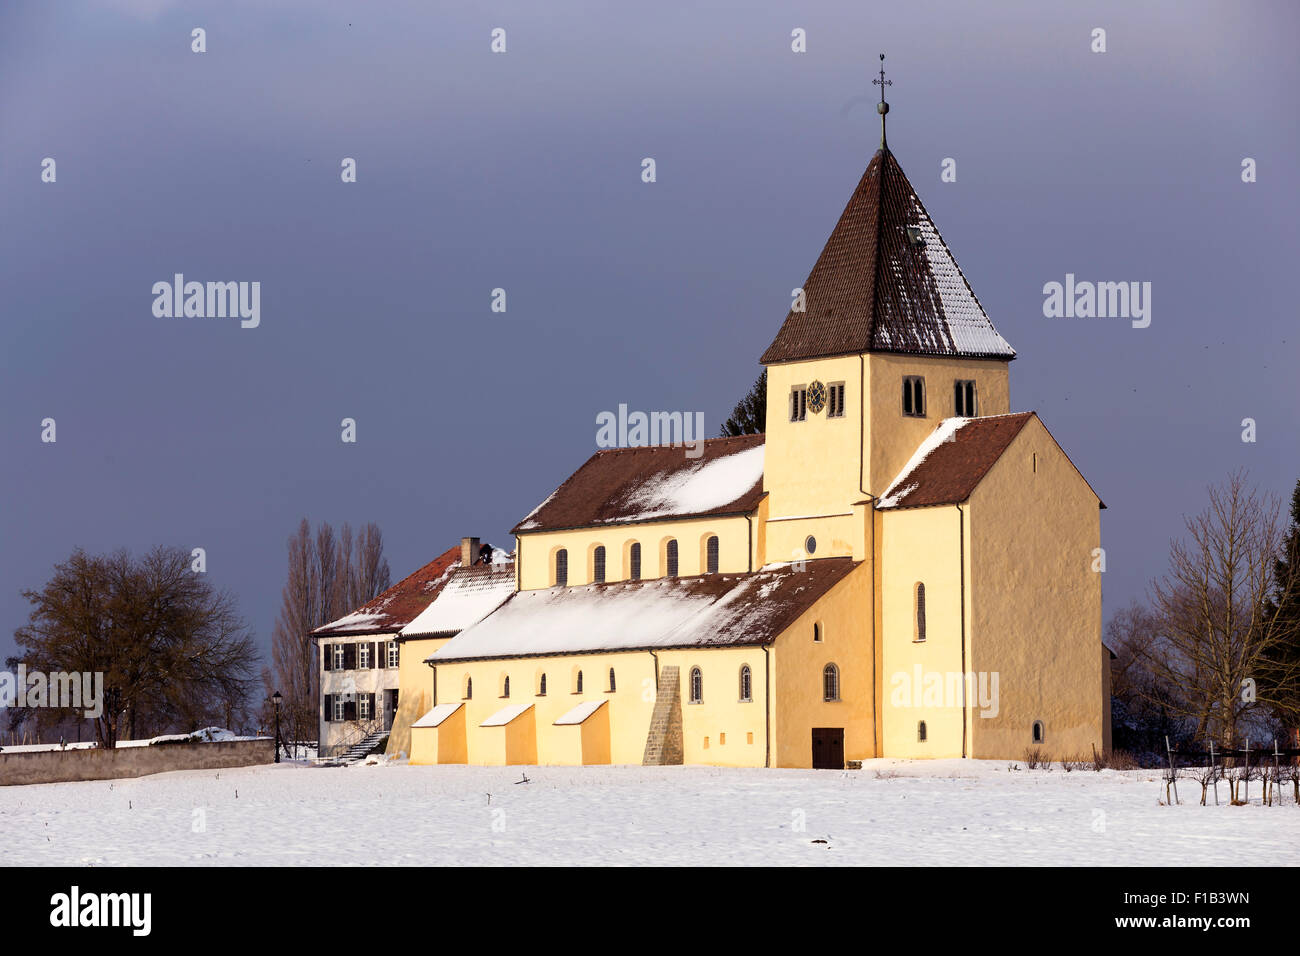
[314,538,515,759]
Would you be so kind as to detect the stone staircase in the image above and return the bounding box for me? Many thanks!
[338,729,389,764]
[642,665,684,766]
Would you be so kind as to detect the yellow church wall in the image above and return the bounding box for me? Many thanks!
[878,506,968,759]
[386,635,447,757]
[763,356,865,524]
[432,651,659,765]
[866,353,1010,496]
[769,561,876,767]
[657,646,769,767]
[964,417,1105,760]
[763,511,863,568]
[515,515,755,591]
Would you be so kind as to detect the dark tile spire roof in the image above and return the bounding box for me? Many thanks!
[760,149,1015,365]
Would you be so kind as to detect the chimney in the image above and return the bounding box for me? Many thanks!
[460,537,480,568]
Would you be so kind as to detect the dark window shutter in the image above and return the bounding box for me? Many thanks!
[367,693,376,718]
[344,642,356,670]
[324,694,333,721]
[370,642,378,669]
[322,646,332,671]
[344,698,356,721]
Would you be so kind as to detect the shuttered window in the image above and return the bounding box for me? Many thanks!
[790,387,808,422]
[828,382,846,418]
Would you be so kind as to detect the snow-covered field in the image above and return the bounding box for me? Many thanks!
[3,758,1297,866]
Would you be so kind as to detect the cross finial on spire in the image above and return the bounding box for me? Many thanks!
[872,52,892,149]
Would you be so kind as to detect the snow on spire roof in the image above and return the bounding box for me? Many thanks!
[760,149,1015,364]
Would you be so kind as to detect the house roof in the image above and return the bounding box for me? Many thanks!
[429,557,858,663]
[875,413,1034,510]
[512,434,766,533]
[760,148,1015,365]
[399,561,516,638]
[312,545,461,637]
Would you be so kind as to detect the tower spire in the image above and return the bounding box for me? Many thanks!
[872,52,892,150]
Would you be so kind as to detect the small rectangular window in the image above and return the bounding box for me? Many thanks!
[828,383,846,418]
[954,380,977,417]
[358,643,370,669]
[789,387,807,422]
[902,376,926,417]
[333,644,345,670]
[387,641,399,668]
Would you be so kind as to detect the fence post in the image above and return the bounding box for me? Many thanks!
[1165,735,1179,805]
[1209,740,1219,806]
[1274,739,1282,808]
[1244,738,1250,805]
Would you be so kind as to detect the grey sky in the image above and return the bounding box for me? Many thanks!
[2,0,1297,664]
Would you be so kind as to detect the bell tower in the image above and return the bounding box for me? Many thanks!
[759,57,1016,563]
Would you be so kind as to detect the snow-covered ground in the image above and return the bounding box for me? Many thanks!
[2,758,1297,866]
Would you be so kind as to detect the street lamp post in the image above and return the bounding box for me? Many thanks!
[272,691,283,763]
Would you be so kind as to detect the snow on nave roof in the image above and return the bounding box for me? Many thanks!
[430,558,857,663]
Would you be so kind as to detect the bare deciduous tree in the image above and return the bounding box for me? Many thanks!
[268,519,390,752]
[1137,472,1300,750]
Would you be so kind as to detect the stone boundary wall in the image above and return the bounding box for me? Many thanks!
[0,738,274,787]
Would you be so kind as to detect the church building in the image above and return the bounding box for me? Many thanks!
[388,84,1111,768]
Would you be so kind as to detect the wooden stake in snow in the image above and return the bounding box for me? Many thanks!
[1165,736,1179,805]
[1244,739,1250,805]
[1273,739,1282,808]
[1209,741,1219,806]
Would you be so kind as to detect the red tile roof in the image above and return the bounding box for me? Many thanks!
[875,413,1034,510]
[513,434,766,533]
[312,545,460,637]
[760,149,1015,365]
